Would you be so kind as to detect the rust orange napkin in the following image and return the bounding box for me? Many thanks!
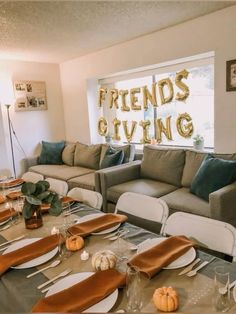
[0,178,24,188]
[32,268,126,313]
[128,235,194,278]
[6,191,22,200]
[68,213,127,237]
[0,234,64,276]
[0,208,17,223]
[0,195,6,204]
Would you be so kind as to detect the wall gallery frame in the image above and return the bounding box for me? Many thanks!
[226,60,236,91]
[13,80,47,111]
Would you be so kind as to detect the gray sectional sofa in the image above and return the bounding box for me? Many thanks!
[23,142,135,193]
[98,145,236,227]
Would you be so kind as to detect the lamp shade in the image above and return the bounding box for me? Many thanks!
[0,75,15,105]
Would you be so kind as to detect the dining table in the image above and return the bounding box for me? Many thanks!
[0,183,236,313]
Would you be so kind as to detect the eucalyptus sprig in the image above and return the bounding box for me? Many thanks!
[21,180,62,219]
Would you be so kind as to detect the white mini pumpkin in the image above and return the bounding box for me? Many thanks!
[91,250,117,271]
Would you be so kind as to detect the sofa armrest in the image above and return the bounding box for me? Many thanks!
[98,160,141,212]
[21,156,39,173]
[94,172,101,194]
[209,182,236,225]
[99,160,141,189]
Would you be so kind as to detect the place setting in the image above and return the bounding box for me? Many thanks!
[0,178,24,190]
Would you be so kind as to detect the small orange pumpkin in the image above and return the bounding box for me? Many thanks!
[153,286,179,312]
[66,235,84,251]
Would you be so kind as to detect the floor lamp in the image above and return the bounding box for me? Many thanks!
[5,104,16,179]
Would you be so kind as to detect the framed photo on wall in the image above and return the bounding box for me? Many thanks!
[226,60,236,91]
[13,80,47,111]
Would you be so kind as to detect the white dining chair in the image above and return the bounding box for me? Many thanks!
[115,192,169,226]
[67,187,103,210]
[22,171,44,183]
[45,178,68,196]
[161,212,236,261]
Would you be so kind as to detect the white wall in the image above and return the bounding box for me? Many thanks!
[60,5,236,153]
[0,60,65,177]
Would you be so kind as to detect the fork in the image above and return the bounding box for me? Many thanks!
[109,230,129,241]
[186,257,216,277]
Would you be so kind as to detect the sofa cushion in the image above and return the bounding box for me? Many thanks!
[140,146,185,187]
[100,146,124,169]
[100,144,135,166]
[74,142,102,170]
[190,155,236,201]
[68,173,95,191]
[62,143,76,166]
[182,150,236,187]
[38,141,65,165]
[29,164,94,181]
[107,179,177,204]
[161,187,210,217]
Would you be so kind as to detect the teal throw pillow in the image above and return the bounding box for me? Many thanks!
[38,141,65,165]
[190,155,236,201]
[100,146,124,169]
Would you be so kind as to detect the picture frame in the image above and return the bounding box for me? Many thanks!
[226,59,236,91]
[13,80,47,111]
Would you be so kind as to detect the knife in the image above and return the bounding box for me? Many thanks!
[178,258,201,276]
[37,268,72,289]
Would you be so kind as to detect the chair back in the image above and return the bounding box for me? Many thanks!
[115,192,169,224]
[22,171,44,183]
[45,178,68,196]
[67,188,103,210]
[161,212,236,259]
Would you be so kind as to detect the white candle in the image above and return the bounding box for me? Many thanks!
[80,250,89,261]
[51,226,59,235]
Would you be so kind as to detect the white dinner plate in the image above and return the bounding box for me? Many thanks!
[46,272,118,313]
[0,179,24,189]
[233,285,236,303]
[137,237,196,269]
[77,213,121,235]
[0,217,11,226]
[3,238,58,269]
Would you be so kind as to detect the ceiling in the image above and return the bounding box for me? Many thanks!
[0,1,235,63]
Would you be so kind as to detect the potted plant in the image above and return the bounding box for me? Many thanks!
[21,180,62,229]
[193,134,204,151]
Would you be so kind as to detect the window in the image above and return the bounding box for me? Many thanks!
[99,53,214,149]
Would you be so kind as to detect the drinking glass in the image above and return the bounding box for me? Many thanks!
[213,266,231,312]
[126,266,143,312]
[12,197,24,224]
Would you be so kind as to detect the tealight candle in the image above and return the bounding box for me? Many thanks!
[80,250,89,261]
[51,226,59,235]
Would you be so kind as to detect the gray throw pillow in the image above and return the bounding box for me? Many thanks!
[74,142,102,170]
[62,143,76,166]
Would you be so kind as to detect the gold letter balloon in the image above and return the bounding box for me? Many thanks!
[176,112,194,137]
[98,117,108,136]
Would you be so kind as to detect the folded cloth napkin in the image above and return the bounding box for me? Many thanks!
[0,234,64,276]
[0,195,6,204]
[0,208,17,223]
[68,213,127,237]
[128,235,194,278]
[0,178,24,188]
[6,191,22,200]
[32,268,126,313]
